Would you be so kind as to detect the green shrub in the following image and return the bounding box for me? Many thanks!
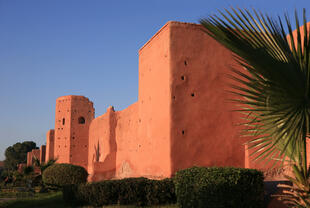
[62,184,79,205]
[174,166,264,208]
[42,164,88,187]
[117,177,148,206]
[146,178,176,205]
[79,180,120,206]
[22,166,34,175]
[62,177,176,207]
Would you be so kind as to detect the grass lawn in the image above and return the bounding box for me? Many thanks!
[0,192,178,208]
[0,192,65,208]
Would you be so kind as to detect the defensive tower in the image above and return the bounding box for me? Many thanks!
[54,95,94,169]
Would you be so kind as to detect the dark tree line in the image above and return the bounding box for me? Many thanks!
[4,141,37,171]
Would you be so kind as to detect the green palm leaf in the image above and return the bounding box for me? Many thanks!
[200,9,310,168]
[200,8,310,207]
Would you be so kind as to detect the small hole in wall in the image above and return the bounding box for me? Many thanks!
[78,117,85,124]
[182,130,185,135]
[72,137,75,139]
[191,93,195,97]
[184,60,188,66]
[172,96,176,100]
[181,76,185,80]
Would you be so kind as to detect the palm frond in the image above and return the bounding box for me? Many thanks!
[200,8,310,165]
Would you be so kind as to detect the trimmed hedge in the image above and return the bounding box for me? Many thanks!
[42,163,88,187]
[174,167,264,208]
[146,178,176,205]
[63,177,176,207]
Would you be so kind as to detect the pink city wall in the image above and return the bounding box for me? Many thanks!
[26,21,308,183]
[87,21,246,181]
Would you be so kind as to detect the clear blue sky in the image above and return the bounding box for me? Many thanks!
[0,0,308,161]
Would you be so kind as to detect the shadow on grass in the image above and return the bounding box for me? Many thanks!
[0,192,67,208]
[0,191,178,208]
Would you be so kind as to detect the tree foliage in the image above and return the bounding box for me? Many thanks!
[4,141,37,171]
[33,157,57,173]
[42,164,88,187]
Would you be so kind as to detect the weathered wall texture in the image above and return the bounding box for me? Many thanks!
[168,22,245,173]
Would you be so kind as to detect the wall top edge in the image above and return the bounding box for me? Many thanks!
[138,21,201,53]
[56,95,93,103]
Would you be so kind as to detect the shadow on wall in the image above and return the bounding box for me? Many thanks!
[92,108,117,181]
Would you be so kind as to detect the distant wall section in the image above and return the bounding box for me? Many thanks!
[27,149,40,166]
[39,145,46,163]
[45,129,54,161]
